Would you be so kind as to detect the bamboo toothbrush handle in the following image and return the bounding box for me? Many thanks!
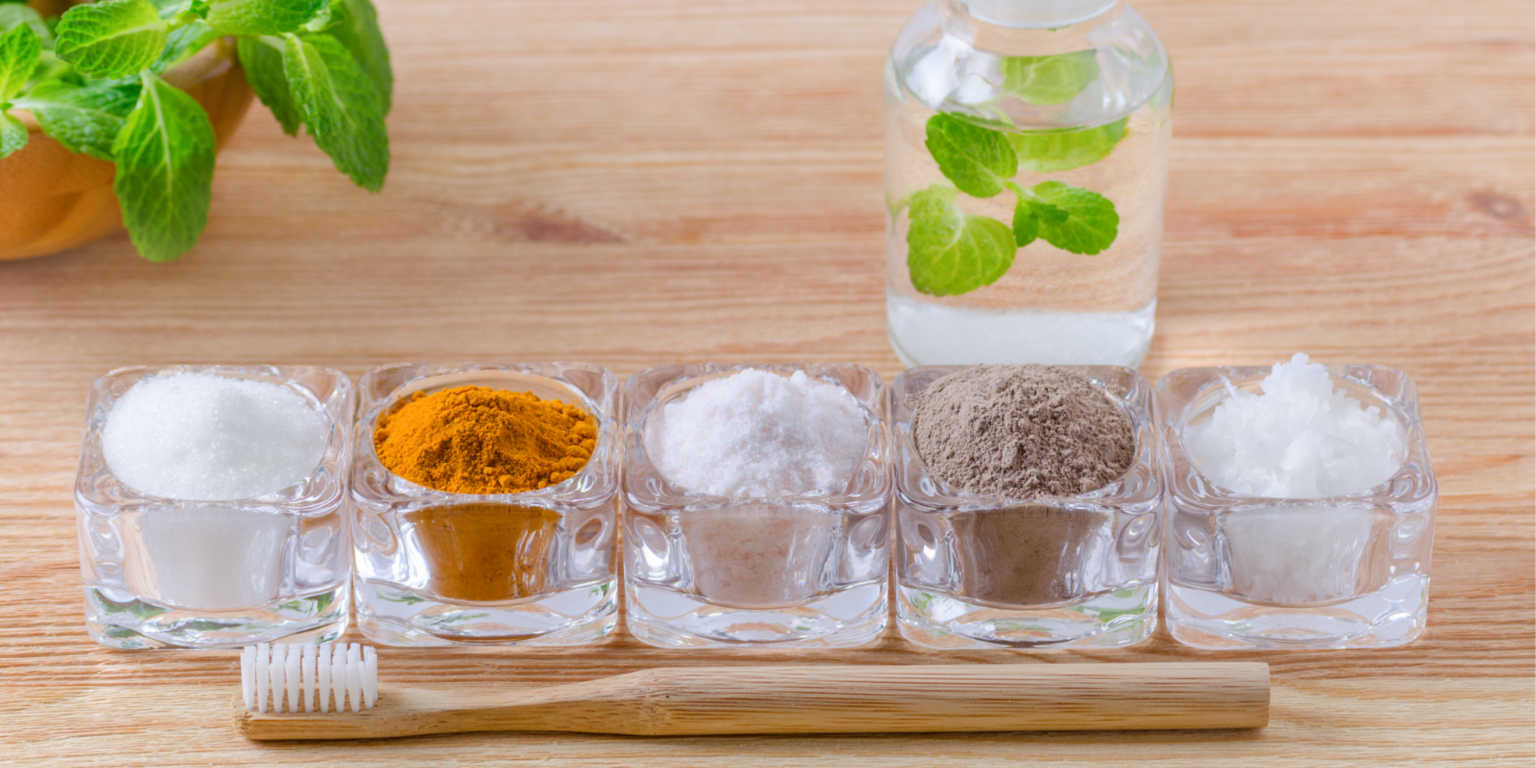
[238,662,1269,740]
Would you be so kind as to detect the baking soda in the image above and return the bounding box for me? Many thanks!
[646,369,869,497]
[103,372,329,500]
[1186,354,1404,498]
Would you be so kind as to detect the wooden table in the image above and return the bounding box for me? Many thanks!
[3,0,1532,763]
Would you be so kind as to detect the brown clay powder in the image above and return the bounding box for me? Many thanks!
[911,366,1135,607]
[913,365,1134,497]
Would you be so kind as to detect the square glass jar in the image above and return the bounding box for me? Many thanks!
[622,363,892,648]
[1156,364,1436,650]
[351,362,619,647]
[890,366,1161,649]
[75,365,354,649]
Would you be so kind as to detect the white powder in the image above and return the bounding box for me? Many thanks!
[646,369,870,497]
[103,372,330,500]
[1186,354,1405,498]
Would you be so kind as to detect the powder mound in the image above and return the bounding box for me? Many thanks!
[912,365,1134,498]
[647,369,870,498]
[102,372,329,501]
[1185,353,1404,498]
[374,385,597,495]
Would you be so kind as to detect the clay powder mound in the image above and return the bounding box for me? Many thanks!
[912,365,1135,498]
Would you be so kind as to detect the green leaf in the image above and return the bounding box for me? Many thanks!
[237,36,299,135]
[111,73,215,261]
[1000,50,1099,106]
[149,19,215,74]
[207,0,326,36]
[1009,117,1127,172]
[0,5,51,48]
[906,185,1016,296]
[1011,198,1038,247]
[282,32,388,190]
[0,21,40,102]
[323,0,389,112]
[1025,180,1118,255]
[925,111,1016,198]
[0,111,26,157]
[15,79,139,160]
[55,0,168,78]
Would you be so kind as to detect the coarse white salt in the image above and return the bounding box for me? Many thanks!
[102,372,329,500]
[1186,353,1405,498]
[646,369,870,498]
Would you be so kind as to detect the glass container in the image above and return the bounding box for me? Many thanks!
[75,365,354,649]
[623,364,891,648]
[885,0,1172,366]
[1156,364,1436,649]
[351,362,619,647]
[890,365,1160,648]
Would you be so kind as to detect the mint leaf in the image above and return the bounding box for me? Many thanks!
[0,21,39,102]
[55,0,167,78]
[925,112,1016,198]
[15,80,139,160]
[1025,181,1118,255]
[112,73,215,261]
[149,20,215,74]
[237,37,300,135]
[0,5,51,48]
[1011,198,1038,247]
[283,32,388,191]
[323,0,390,112]
[906,185,1016,296]
[1009,117,1127,172]
[1000,50,1099,106]
[0,111,26,158]
[207,0,326,36]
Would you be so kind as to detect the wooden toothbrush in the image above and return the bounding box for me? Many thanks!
[236,643,1270,740]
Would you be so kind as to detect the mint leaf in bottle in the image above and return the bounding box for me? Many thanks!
[0,111,26,158]
[925,111,1017,198]
[1000,50,1099,106]
[14,80,140,160]
[282,32,388,191]
[1025,180,1118,255]
[206,0,327,36]
[112,73,215,261]
[1010,117,1127,172]
[54,0,168,78]
[906,185,1017,296]
[0,21,40,103]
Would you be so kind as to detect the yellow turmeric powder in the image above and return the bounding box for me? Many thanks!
[374,385,597,494]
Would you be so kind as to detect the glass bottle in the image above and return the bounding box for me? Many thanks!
[885,0,1172,366]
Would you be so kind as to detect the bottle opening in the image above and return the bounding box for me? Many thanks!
[960,0,1119,28]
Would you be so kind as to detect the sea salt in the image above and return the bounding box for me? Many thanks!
[103,372,330,500]
[1186,353,1404,498]
[646,369,869,497]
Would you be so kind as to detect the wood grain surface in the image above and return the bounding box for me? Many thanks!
[2,0,1533,764]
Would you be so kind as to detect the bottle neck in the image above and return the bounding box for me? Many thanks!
[956,0,1120,28]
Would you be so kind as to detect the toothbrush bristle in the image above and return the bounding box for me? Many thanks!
[241,643,379,713]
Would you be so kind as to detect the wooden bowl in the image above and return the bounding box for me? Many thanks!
[0,37,255,261]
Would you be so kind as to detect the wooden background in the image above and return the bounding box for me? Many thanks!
[2,0,1532,763]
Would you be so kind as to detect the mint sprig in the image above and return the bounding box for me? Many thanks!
[206,0,327,36]
[904,99,1126,297]
[0,0,394,261]
[55,0,168,78]
[112,72,215,262]
[281,32,387,190]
